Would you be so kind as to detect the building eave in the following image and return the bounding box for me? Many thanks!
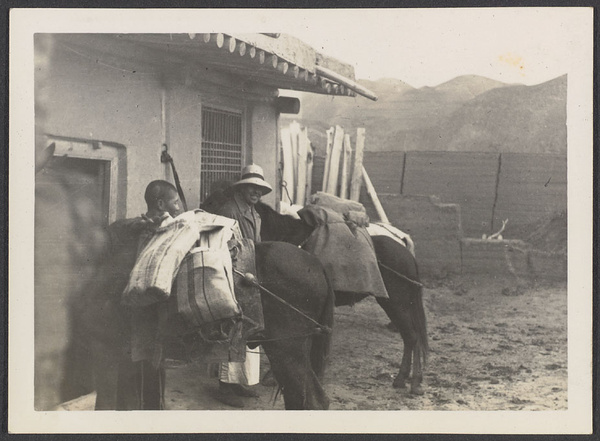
[52,33,378,101]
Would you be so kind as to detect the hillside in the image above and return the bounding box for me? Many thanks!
[282,74,566,155]
[433,75,567,153]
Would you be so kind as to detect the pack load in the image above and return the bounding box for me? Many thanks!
[297,195,388,299]
[309,191,367,216]
[122,210,205,307]
[122,210,263,344]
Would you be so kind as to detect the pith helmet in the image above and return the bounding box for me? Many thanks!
[232,164,273,195]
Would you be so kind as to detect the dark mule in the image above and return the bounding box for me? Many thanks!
[254,201,429,395]
[253,241,335,409]
[85,230,335,410]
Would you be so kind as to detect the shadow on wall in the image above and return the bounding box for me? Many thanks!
[35,159,109,410]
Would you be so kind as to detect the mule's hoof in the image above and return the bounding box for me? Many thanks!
[261,370,278,387]
[392,379,407,389]
[410,385,424,395]
[215,386,245,408]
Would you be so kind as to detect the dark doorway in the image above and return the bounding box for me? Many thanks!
[35,156,110,410]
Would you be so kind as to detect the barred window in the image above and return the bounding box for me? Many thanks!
[200,106,243,202]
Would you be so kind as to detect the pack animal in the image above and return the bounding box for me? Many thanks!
[253,201,429,395]
[84,225,335,410]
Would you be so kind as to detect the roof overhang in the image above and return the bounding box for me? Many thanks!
[50,33,377,101]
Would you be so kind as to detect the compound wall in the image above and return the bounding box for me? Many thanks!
[493,153,567,233]
[401,152,500,237]
[360,151,567,239]
[313,151,567,280]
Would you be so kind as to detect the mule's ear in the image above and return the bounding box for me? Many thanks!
[297,205,321,227]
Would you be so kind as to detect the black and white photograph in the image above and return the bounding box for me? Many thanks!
[8,7,593,434]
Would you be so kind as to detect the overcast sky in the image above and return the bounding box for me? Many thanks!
[278,8,588,88]
[16,7,591,90]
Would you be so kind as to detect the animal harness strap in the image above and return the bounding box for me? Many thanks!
[232,268,331,335]
[377,261,424,287]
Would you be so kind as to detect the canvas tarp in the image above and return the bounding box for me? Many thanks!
[298,205,388,299]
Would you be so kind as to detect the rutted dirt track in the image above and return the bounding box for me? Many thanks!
[165,278,567,411]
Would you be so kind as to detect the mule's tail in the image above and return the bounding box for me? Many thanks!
[410,280,429,365]
[310,269,336,380]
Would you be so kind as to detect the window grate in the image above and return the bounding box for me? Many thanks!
[200,107,243,202]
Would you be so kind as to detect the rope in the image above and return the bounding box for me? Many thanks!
[232,268,331,334]
[377,261,424,287]
[281,180,294,205]
[247,331,322,344]
[160,146,188,211]
[294,227,422,288]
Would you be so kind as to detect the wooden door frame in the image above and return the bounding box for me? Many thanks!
[44,134,127,223]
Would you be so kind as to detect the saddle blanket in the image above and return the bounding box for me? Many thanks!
[366,222,415,257]
[298,204,388,299]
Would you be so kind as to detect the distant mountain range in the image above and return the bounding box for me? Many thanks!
[283,74,567,155]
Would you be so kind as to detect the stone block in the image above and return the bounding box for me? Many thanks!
[529,250,567,282]
[461,239,530,278]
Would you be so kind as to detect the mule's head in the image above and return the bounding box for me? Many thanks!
[255,202,312,245]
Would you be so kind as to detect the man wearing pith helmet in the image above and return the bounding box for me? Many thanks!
[213,163,272,408]
[216,163,272,243]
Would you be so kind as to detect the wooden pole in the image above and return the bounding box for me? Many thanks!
[339,134,352,199]
[350,128,365,201]
[325,126,344,195]
[248,45,256,59]
[322,127,334,191]
[289,65,300,79]
[289,121,300,195]
[296,127,309,205]
[277,61,289,75]
[306,143,314,201]
[280,127,295,204]
[238,41,246,56]
[362,166,389,223]
[224,36,236,53]
[315,65,378,101]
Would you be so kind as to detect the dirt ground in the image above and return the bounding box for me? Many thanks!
[162,277,568,411]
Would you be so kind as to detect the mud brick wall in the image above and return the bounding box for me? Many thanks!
[401,151,500,237]
[493,153,567,233]
[373,194,463,277]
[313,151,567,280]
[460,239,531,279]
[461,239,567,283]
[362,151,406,194]
[528,250,568,283]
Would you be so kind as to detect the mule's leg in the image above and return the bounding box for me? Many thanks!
[262,341,329,410]
[395,342,413,390]
[410,345,424,395]
[376,297,417,390]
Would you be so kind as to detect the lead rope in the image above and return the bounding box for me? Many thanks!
[232,269,331,335]
[377,261,424,287]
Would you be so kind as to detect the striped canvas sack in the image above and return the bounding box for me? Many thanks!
[174,245,241,328]
[122,211,201,307]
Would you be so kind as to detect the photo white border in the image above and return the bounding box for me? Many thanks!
[8,7,593,434]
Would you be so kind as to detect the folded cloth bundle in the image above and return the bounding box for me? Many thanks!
[122,211,202,306]
[122,210,241,307]
[298,205,388,299]
[309,191,367,214]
